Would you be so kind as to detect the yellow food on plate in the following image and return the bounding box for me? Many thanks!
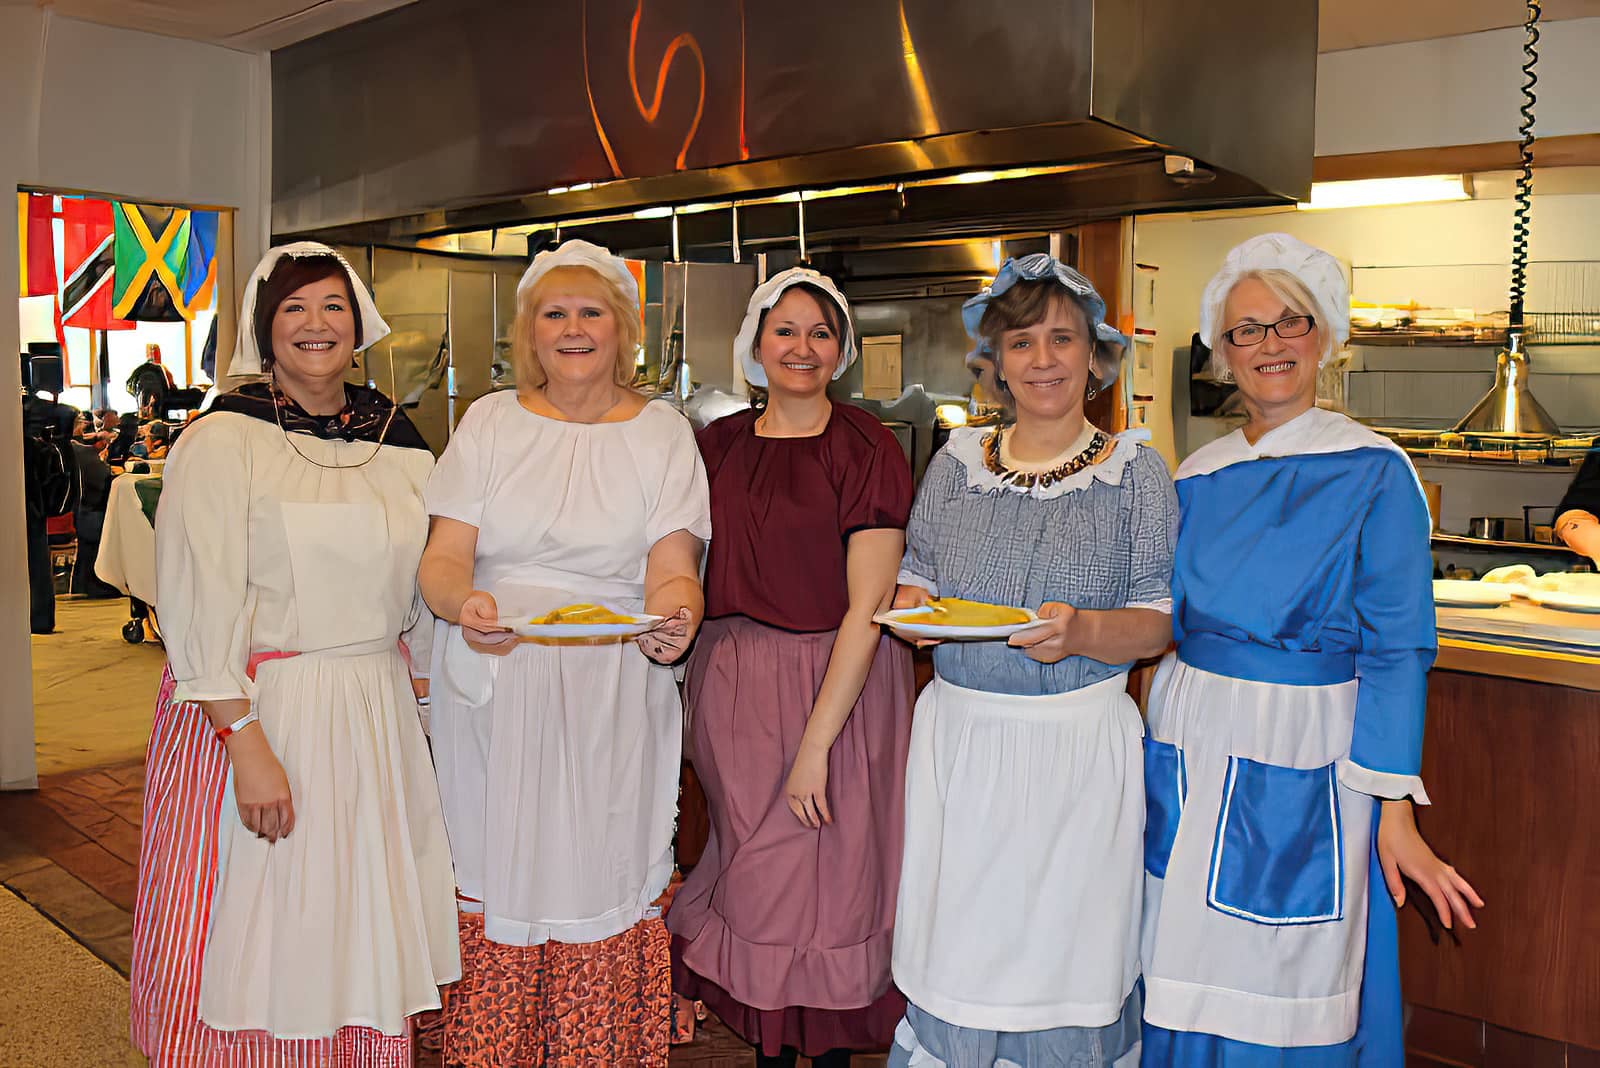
[916,597,1032,627]
[531,603,637,626]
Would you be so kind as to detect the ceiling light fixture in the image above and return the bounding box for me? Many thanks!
[1297,174,1472,211]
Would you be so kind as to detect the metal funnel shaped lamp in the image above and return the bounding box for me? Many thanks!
[1453,0,1560,437]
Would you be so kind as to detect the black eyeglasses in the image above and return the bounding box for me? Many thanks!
[1222,314,1316,347]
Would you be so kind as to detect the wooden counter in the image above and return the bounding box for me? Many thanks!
[1402,640,1600,1063]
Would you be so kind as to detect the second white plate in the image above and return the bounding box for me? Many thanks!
[1432,579,1513,608]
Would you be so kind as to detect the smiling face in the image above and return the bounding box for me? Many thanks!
[753,286,844,399]
[528,266,623,390]
[268,273,357,387]
[1219,275,1323,425]
[993,293,1094,426]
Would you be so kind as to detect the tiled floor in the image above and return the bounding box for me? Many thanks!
[4,599,890,1066]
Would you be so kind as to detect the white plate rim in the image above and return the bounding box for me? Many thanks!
[1521,589,1600,614]
[501,609,665,638]
[873,604,1040,640]
[1431,580,1513,607]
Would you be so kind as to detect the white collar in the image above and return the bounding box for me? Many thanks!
[948,426,1150,500]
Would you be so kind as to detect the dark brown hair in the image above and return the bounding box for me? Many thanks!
[755,282,849,357]
[253,254,362,372]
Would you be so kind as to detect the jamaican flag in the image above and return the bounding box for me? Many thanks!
[112,202,191,321]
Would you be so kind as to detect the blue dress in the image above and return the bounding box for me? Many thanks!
[891,427,1177,1068]
[1140,407,1434,1068]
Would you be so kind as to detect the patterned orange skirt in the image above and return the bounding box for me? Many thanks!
[444,896,694,1067]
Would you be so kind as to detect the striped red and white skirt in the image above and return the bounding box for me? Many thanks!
[128,666,415,1067]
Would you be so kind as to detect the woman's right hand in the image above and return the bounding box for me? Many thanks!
[460,589,516,656]
[891,584,942,648]
[226,728,295,843]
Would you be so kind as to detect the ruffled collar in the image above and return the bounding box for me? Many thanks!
[206,381,430,451]
[948,425,1149,500]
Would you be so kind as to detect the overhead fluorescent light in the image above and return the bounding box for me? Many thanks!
[632,206,673,219]
[1298,174,1472,210]
[951,170,997,184]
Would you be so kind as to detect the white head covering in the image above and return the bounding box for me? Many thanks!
[515,238,640,310]
[734,268,856,389]
[228,241,390,378]
[1198,233,1350,359]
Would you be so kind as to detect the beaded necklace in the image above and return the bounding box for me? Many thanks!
[981,426,1111,490]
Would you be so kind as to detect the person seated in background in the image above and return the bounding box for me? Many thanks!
[130,419,169,461]
[106,413,138,467]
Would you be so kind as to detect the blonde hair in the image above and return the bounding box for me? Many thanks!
[512,264,640,389]
[1207,268,1335,380]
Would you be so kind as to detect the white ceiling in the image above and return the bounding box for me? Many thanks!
[1,0,417,50]
[5,0,1600,53]
[1319,0,1600,52]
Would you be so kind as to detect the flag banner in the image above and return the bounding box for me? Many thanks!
[18,192,55,298]
[113,202,191,321]
[181,210,219,315]
[60,197,135,331]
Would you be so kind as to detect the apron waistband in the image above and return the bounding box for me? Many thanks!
[1177,633,1355,687]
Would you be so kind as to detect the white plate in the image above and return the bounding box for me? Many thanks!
[874,604,1040,641]
[1521,588,1600,614]
[501,607,665,638]
[1432,579,1513,608]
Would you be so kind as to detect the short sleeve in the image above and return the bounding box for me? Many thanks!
[838,425,913,536]
[898,449,956,595]
[1558,451,1600,520]
[155,418,253,703]
[1125,446,1179,613]
[1342,453,1436,803]
[647,407,712,546]
[425,396,493,527]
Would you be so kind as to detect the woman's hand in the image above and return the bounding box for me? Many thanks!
[1007,601,1080,663]
[784,742,832,828]
[226,728,295,843]
[460,589,516,656]
[891,583,942,648]
[1378,799,1483,930]
[638,607,696,665]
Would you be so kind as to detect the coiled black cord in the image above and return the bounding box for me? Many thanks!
[1509,0,1541,327]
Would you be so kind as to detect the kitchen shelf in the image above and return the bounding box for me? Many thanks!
[1432,533,1583,556]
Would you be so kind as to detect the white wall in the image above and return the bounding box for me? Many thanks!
[1317,17,1600,156]
[0,10,270,789]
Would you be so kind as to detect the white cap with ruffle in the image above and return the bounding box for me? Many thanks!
[733,268,856,389]
[228,241,390,378]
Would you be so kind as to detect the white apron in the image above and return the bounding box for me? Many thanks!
[892,673,1143,1032]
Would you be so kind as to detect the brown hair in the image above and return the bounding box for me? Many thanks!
[512,265,640,389]
[253,254,362,373]
[974,278,1097,404]
[754,282,849,360]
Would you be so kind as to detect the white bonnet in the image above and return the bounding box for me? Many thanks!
[1198,233,1349,353]
[228,241,389,377]
[734,268,856,389]
[516,238,640,311]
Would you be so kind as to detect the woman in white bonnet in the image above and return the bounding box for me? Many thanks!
[1140,233,1481,1066]
[130,242,459,1065]
[418,239,710,1066]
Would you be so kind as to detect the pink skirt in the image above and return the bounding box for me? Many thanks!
[667,616,913,1056]
[129,666,413,1067]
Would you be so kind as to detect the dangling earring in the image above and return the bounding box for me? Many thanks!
[994,372,1008,389]
[1086,384,1099,400]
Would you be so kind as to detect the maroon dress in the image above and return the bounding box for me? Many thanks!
[667,402,915,1057]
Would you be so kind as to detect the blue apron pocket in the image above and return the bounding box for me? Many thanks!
[1144,737,1187,879]
[1206,756,1344,925]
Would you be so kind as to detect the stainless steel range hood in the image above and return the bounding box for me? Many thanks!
[271,0,1318,250]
